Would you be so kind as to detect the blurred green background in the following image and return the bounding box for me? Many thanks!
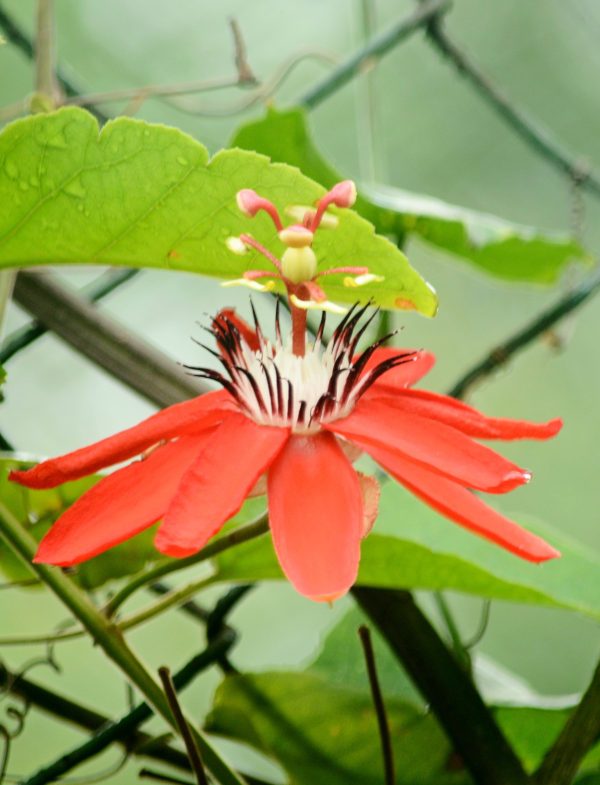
[1,1,600,781]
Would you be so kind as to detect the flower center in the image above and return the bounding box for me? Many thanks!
[185,304,416,435]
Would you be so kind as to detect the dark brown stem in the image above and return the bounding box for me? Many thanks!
[533,657,600,785]
[158,668,209,785]
[448,267,600,400]
[352,587,529,785]
[12,271,209,408]
[358,625,395,785]
[0,662,190,772]
[425,15,600,200]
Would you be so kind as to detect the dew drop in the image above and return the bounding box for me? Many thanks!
[29,176,40,187]
[77,203,84,212]
[177,156,189,166]
[19,180,29,191]
[47,131,67,149]
[64,179,86,199]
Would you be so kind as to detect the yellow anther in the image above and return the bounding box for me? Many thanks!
[290,294,348,314]
[343,273,385,288]
[285,205,339,229]
[221,278,275,292]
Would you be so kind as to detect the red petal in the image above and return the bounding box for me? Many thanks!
[367,388,563,440]
[366,443,560,562]
[155,414,289,557]
[267,432,363,602]
[33,432,217,566]
[9,390,235,489]
[325,399,530,493]
[357,347,435,389]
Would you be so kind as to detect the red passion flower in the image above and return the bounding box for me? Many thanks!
[10,304,561,602]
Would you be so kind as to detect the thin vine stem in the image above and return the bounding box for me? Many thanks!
[425,14,600,201]
[104,513,269,618]
[358,625,395,785]
[0,499,247,785]
[447,266,600,400]
[299,0,451,109]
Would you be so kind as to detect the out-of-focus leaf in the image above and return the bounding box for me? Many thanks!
[0,107,437,314]
[232,107,587,283]
[206,671,464,785]
[0,457,163,589]
[211,481,600,619]
[366,184,589,283]
[310,606,579,709]
[497,706,600,774]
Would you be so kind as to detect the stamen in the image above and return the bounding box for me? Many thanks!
[221,278,276,292]
[193,307,415,434]
[290,294,348,315]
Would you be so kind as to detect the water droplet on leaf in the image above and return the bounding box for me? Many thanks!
[47,131,67,149]
[4,160,18,180]
[64,179,86,199]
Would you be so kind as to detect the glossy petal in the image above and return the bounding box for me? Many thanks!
[33,432,218,566]
[358,347,435,389]
[326,398,530,493]
[10,390,235,489]
[366,388,563,440]
[366,443,560,562]
[267,431,363,602]
[155,414,289,557]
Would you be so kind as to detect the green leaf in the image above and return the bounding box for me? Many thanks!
[211,481,600,620]
[0,107,437,314]
[496,706,600,774]
[206,672,464,785]
[310,607,600,775]
[0,457,163,589]
[366,184,589,283]
[232,107,587,283]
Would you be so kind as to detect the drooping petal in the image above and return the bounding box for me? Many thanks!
[33,432,218,566]
[267,431,363,602]
[365,388,563,441]
[366,443,560,562]
[155,414,289,558]
[357,347,435,389]
[10,390,235,490]
[325,399,530,493]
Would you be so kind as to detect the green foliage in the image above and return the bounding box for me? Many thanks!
[0,458,162,589]
[232,107,587,283]
[206,671,463,785]
[212,481,600,619]
[0,107,437,314]
[207,669,599,783]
